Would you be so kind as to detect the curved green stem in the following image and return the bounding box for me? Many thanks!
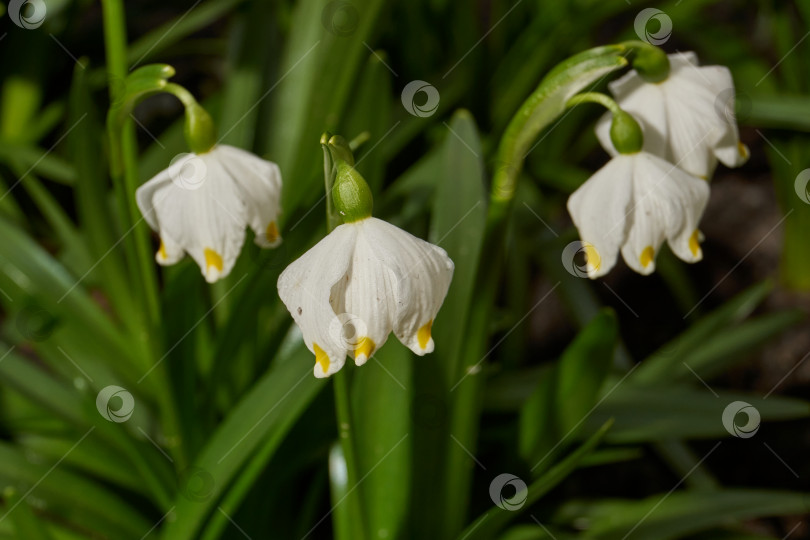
[101,0,160,326]
[566,91,622,115]
[101,0,187,476]
[332,370,367,539]
[163,82,197,107]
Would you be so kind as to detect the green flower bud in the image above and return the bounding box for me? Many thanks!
[610,110,644,154]
[631,43,670,83]
[333,160,373,223]
[184,102,216,154]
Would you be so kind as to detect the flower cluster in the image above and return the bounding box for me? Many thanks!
[567,51,748,278]
[134,47,746,377]
[138,99,453,377]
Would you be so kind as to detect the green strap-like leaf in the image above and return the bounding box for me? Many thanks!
[458,419,614,540]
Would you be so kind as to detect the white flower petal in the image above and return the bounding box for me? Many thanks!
[668,50,699,70]
[567,155,635,278]
[277,224,358,377]
[603,53,747,178]
[620,153,709,273]
[216,145,283,248]
[136,167,173,231]
[330,225,400,366]
[691,65,749,169]
[660,96,717,178]
[151,155,247,283]
[360,218,453,355]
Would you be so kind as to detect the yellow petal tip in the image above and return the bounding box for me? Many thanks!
[417,320,433,350]
[266,221,280,244]
[354,337,375,365]
[639,246,655,268]
[158,241,168,261]
[204,248,223,272]
[314,343,330,375]
[738,141,749,160]
[584,244,601,273]
[203,248,224,281]
[689,230,701,257]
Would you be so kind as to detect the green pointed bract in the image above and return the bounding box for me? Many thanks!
[333,160,373,223]
[328,135,355,166]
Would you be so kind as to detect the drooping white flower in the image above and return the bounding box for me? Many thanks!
[595,51,749,179]
[136,144,282,283]
[277,217,454,378]
[567,150,710,278]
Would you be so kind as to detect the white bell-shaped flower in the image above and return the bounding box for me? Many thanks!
[278,217,454,378]
[277,157,453,378]
[136,144,282,283]
[595,51,749,179]
[567,151,710,278]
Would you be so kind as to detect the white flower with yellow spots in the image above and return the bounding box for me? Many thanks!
[595,51,749,179]
[567,149,710,278]
[277,161,453,378]
[136,145,282,283]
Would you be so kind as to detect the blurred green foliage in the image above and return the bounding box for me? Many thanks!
[0,0,807,539]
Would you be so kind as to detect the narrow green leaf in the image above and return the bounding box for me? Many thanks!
[68,62,136,327]
[415,110,486,538]
[0,217,144,376]
[18,434,145,495]
[161,341,325,540]
[519,310,617,463]
[632,281,775,384]
[459,419,613,540]
[0,143,75,185]
[217,0,279,150]
[492,45,628,212]
[126,0,245,67]
[344,51,393,192]
[0,441,151,539]
[636,311,802,385]
[3,486,54,540]
[585,386,809,443]
[559,489,810,539]
[352,340,412,540]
